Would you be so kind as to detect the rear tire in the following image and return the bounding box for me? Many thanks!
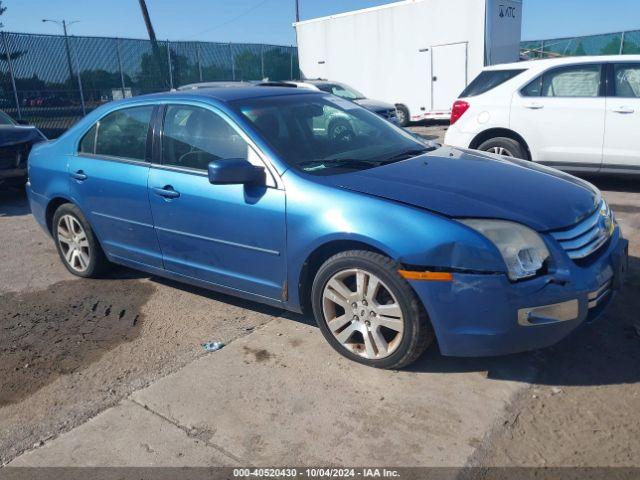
[395,104,410,127]
[311,250,434,369]
[478,137,526,159]
[52,203,110,278]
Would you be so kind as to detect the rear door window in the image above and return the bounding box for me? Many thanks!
[613,64,640,97]
[522,64,603,98]
[79,124,97,154]
[460,69,526,97]
[94,106,154,160]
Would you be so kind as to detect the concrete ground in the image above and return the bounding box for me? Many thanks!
[408,122,449,144]
[1,125,639,468]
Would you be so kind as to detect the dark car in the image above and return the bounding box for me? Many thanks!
[0,111,47,188]
[257,80,399,124]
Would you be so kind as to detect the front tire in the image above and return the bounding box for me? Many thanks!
[478,137,526,159]
[52,203,110,278]
[395,104,410,127]
[311,250,433,369]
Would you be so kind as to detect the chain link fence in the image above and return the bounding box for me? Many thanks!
[0,31,299,137]
[521,29,640,60]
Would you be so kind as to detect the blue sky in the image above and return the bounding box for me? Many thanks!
[2,0,640,45]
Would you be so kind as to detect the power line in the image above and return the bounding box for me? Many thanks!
[186,0,273,39]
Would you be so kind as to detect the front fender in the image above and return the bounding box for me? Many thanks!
[282,171,506,310]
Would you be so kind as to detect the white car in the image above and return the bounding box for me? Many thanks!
[444,55,640,174]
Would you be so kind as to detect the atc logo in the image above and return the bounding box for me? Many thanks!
[499,4,517,18]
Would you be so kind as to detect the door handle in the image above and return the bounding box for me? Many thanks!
[524,102,544,110]
[612,106,634,114]
[70,170,87,181]
[152,186,180,199]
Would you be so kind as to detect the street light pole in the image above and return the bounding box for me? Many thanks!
[42,19,86,114]
[42,19,78,83]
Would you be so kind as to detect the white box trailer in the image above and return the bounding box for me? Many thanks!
[294,0,522,123]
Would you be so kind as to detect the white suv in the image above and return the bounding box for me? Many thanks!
[444,55,640,174]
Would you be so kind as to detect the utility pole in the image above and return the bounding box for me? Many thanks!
[295,0,300,22]
[137,0,170,89]
[138,0,158,45]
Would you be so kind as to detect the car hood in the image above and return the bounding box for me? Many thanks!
[0,125,47,147]
[321,147,600,232]
[353,98,396,112]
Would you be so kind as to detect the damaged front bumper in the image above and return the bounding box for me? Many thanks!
[0,127,47,184]
[408,227,628,357]
[0,144,28,181]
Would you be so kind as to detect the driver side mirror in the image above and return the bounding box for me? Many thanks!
[207,158,266,185]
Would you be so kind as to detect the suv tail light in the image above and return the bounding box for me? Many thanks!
[450,100,470,125]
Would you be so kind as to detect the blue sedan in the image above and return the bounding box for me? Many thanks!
[27,87,628,369]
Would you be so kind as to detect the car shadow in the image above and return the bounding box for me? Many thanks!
[410,119,450,128]
[144,272,536,376]
[0,186,30,217]
[581,174,640,194]
[148,275,298,320]
[141,255,640,388]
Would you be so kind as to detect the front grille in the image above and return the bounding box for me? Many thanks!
[550,201,614,260]
[588,279,612,309]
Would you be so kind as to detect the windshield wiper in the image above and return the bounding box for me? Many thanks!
[380,148,431,164]
[298,158,378,170]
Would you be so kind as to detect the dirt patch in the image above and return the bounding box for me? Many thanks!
[0,271,279,464]
[0,279,154,406]
[289,338,303,347]
[243,346,275,363]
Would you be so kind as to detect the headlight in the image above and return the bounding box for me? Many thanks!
[459,219,550,281]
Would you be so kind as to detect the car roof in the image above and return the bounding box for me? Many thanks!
[257,80,319,89]
[485,54,640,71]
[129,86,319,104]
[177,81,253,90]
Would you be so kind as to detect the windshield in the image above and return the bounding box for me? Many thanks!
[314,82,366,100]
[231,93,433,175]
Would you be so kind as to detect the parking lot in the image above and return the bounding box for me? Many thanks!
[1,124,639,468]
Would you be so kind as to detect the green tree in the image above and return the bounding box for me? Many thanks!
[233,50,261,81]
[263,47,293,80]
[137,50,170,93]
[0,2,26,63]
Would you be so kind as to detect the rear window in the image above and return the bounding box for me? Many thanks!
[460,69,526,97]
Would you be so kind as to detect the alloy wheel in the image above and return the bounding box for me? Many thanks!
[396,109,407,125]
[57,214,91,273]
[486,146,513,157]
[322,268,404,360]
